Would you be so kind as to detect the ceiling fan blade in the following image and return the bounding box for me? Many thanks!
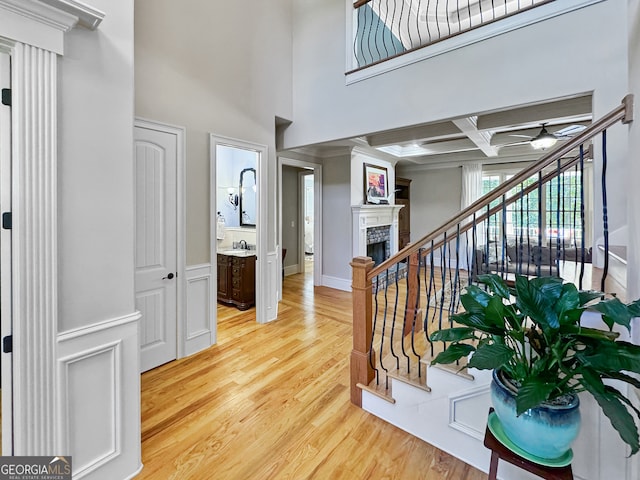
[553,124,587,137]
[508,134,533,139]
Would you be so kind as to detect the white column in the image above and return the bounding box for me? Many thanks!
[11,42,58,455]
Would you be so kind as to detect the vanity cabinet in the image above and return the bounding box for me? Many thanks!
[217,253,256,310]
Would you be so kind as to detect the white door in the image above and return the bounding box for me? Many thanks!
[134,124,178,372]
[0,51,12,454]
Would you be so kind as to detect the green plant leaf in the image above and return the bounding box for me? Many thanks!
[514,275,561,331]
[580,369,640,455]
[579,290,604,306]
[485,296,506,328]
[558,325,619,341]
[627,299,640,317]
[558,308,586,326]
[575,341,640,374]
[589,298,633,332]
[477,274,510,299]
[460,285,492,313]
[450,311,504,335]
[430,327,477,343]
[431,343,475,366]
[467,344,513,370]
[515,377,557,415]
[555,283,580,318]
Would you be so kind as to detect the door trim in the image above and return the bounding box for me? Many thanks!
[210,134,268,324]
[134,118,186,358]
[278,157,323,287]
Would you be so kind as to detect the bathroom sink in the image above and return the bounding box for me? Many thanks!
[220,249,252,256]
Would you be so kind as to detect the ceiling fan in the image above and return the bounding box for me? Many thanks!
[506,123,587,150]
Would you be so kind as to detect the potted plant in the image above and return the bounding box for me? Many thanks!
[430,273,640,460]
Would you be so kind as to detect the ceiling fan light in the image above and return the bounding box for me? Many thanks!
[530,127,558,150]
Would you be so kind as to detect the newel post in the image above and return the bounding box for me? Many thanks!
[404,251,421,336]
[350,256,375,407]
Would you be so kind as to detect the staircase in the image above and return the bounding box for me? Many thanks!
[350,96,639,480]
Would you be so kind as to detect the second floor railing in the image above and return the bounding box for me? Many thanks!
[351,0,553,71]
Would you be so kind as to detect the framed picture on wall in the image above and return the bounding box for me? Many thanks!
[364,163,388,204]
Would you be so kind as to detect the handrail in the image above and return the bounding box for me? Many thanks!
[368,95,633,280]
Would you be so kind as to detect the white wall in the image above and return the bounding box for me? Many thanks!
[322,155,352,283]
[135,0,293,266]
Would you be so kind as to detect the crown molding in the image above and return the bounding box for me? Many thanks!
[37,0,104,30]
[0,0,103,54]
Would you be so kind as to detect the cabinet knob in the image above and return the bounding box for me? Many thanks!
[162,272,175,280]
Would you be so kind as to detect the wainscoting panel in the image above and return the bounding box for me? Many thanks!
[448,385,491,440]
[266,251,278,322]
[185,264,215,356]
[57,312,141,480]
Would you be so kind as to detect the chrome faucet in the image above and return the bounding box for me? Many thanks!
[238,239,247,250]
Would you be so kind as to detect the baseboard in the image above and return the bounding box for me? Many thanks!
[284,264,299,276]
[322,275,351,292]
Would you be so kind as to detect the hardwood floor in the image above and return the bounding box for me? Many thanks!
[139,271,486,480]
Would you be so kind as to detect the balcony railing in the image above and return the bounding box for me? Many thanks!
[351,0,553,71]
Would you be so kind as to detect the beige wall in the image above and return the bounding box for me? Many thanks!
[402,167,463,241]
[135,0,293,265]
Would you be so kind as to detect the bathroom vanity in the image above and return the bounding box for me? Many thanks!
[217,250,256,310]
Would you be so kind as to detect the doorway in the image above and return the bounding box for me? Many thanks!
[210,135,268,325]
[279,157,322,288]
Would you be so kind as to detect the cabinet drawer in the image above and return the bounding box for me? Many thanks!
[232,267,241,277]
[232,289,242,300]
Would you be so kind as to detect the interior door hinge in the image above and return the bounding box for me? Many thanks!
[2,212,11,230]
[1,88,10,107]
[3,335,12,353]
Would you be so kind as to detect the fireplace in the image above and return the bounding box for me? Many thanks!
[367,241,388,266]
[351,204,404,260]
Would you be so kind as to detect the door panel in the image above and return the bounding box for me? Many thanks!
[134,127,177,372]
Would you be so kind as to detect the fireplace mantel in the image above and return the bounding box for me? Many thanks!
[352,204,404,260]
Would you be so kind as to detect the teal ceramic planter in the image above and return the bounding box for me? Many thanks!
[490,369,581,460]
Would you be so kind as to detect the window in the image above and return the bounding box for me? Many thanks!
[482,168,583,248]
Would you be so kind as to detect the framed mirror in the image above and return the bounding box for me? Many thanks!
[240,167,256,227]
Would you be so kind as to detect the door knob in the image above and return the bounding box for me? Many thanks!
[163,272,175,280]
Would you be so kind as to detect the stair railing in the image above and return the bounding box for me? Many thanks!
[350,95,633,407]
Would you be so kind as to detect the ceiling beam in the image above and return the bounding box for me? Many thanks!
[366,121,461,147]
[452,116,499,157]
[477,95,592,131]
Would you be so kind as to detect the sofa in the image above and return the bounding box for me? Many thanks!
[471,242,592,279]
